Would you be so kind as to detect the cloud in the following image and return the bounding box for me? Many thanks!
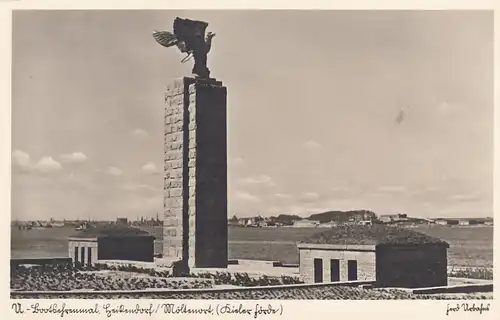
[61,172,92,190]
[283,204,330,216]
[437,101,454,114]
[12,150,30,167]
[59,152,88,164]
[299,192,320,203]
[107,167,123,176]
[141,162,160,174]
[229,157,244,166]
[377,185,406,193]
[302,140,322,150]
[33,157,62,173]
[131,128,148,139]
[234,191,261,203]
[122,183,158,193]
[267,206,282,214]
[367,192,388,198]
[330,187,365,199]
[274,193,291,199]
[449,193,481,202]
[238,174,275,187]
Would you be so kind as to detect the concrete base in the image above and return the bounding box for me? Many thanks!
[155,258,190,277]
[190,259,301,278]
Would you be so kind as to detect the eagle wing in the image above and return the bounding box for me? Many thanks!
[152,31,178,48]
[153,30,190,53]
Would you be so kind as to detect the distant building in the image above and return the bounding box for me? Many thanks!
[319,221,338,228]
[239,218,256,227]
[116,218,128,225]
[358,220,372,226]
[379,214,408,224]
[68,225,155,265]
[458,220,470,226]
[293,219,319,228]
[435,219,459,226]
[297,225,449,288]
[467,219,484,225]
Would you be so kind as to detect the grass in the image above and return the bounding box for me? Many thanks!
[11,225,493,267]
[301,225,448,246]
[11,263,303,291]
[448,267,493,280]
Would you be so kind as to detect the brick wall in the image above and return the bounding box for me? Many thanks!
[376,244,448,288]
[164,77,228,268]
[298,246,376,283]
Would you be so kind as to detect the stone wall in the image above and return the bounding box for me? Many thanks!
[164,78,187,263]
[68,238,98,265]
[164,77,228,268]
[298,244,376,283]
[11,258,72,268]
[376,244,448,288]
[98,236,155,262]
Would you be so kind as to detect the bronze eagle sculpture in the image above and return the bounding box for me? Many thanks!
[153,17,216,79]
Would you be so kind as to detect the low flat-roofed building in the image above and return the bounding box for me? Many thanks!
[68,225,155,265]
[297,225,449,288]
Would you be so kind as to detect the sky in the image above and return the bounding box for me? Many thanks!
[11,10,493,220]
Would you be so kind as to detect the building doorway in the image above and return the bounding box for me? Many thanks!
[74,247,78,264]
[330,259,340,282]
[313,258,323,283]
[81,247,85,265]
[348,260,358,281]
[87,247,92,265]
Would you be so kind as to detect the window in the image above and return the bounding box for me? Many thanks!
[74,246,79,263]
[330,259,340,282]
[87,247,92,265]
[348,260,358,281]
[313,258,323,283]
[81,247,86,265]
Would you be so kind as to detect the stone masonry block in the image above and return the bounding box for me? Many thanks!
[164,77,227,268]
[165,198,183,208]
[170,188,183,197]
[167,180,182,188]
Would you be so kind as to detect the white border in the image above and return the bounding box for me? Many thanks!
[0,1,498,320]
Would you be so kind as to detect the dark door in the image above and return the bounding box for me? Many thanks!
[330,259,340,282]
[87,247,92,265]
[81,247,85,265]
[74,247,79,264]
[348,260,358,281]
[313,258,323,283]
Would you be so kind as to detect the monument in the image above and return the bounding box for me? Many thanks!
[153,18,228,271]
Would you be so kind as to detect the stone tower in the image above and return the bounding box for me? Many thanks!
[163,77,228,269]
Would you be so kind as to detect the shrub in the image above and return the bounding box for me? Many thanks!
[449,267,493,280]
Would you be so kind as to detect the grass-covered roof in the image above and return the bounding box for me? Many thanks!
[301,224,448,246]
[72,224,153,238]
